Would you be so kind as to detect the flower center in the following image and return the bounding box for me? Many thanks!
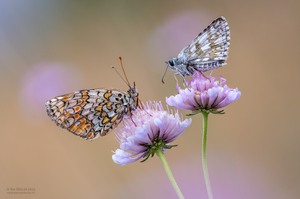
[140,132,177,162]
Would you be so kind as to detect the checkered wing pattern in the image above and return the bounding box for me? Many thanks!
[167,17,230,76]
[46,88,138,140]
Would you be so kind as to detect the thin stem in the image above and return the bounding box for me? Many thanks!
[156,149,185,199]
[202,111,214,199]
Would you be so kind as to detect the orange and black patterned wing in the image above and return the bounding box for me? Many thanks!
[46,88,132,140]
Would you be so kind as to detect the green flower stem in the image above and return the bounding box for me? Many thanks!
[202,111,214,199]
[156,149,185,199]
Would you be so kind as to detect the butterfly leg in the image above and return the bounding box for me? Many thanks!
[200,71,209,79]
[173,73,189,88]
[173,73,179,85]
[127,105,137,127]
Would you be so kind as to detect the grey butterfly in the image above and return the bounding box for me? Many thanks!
[164,16,230,78]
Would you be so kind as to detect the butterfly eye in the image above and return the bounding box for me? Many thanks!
[130,87,135,93]
[168,60,175,67]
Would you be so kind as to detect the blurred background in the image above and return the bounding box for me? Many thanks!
[1,0,299,198]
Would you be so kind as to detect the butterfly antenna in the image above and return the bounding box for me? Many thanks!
[112,66,129,87]
[161,64,169,84]
[118,56,131,87]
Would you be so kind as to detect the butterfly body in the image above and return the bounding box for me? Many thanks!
[46,87,138,140]
[166,16,230,77]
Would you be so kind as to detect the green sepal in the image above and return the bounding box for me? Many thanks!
[187,108,225,116]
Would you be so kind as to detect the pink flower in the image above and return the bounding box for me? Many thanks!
[112,101,192,166]
[166,72,241,114]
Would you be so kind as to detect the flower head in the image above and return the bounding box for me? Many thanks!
[166,72,241,114]
[112,101,192,166]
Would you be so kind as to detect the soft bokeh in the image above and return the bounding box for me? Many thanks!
[19,62,82,122]
[1,1,299,199]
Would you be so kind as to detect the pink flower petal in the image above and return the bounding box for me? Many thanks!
[166,72,241,111]
[113,101,191,165]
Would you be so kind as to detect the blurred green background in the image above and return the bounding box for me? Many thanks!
[1,0,299,198]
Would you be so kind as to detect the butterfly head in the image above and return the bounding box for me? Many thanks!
[161,58,182,82]
[165,57,192,77]
[166,58,178,71]
[127,81,140,109]
[166,58,189,74]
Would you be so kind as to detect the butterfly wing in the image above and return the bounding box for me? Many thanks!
[178,17,230,71]
[46,89,131,140]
